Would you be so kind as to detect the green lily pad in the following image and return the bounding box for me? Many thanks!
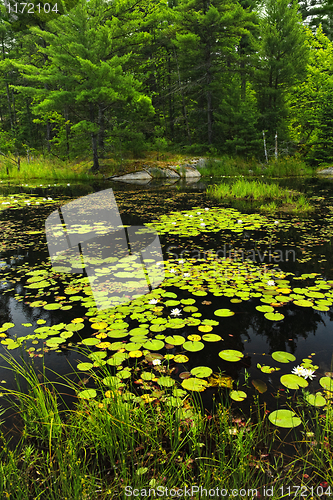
[181,378,208,392]
[157,376,175,387]
[218,350,244,362]
[77,389,97,399]
[44,303,61,310]
[82,338,100,346]
[142,339,165,351]
[304,392,326,407]
[164,335,185,345]
[77,362,94,371]
[264,312,284,321]
[174,354,189,363]
[230,390,247,401]
[214,309,235,317]
[190,366,213,378]
[319,376,333,392]
[182,341,204,352]
[271,351,296,363]
[280,374,308,389]
[268,409,301,428]
[294,299,313,307]
[141,372,155,381]
[201,334,222,342]
[256,305,274,313]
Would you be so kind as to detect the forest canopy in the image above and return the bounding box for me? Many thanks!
[1,0,333,169]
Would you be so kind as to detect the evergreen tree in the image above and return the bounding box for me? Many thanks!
[254,0,309,155]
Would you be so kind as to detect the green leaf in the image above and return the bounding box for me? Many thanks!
[190,366,213,378]
[181,378,208,392]
[182,341,204,352]
[218,349,244,362]
[142,339,164,351]
[264,312,284,321]
[202,334,222,342]
[78,389,96,399]
[157,376,175,387]
[252,379,267,393]
[164,335,185,346]
[319,376,333,392]
[304,392,326,407]
[280,374,308,389]
[77,362,94,371]
[271,351,296,363]
[268,409,301,428]
[214,309,234,317]
[230,390,247,401]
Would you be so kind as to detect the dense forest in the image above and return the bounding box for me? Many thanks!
[1,0,333,170]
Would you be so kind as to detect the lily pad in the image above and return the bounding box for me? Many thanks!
[214,309,235,317]
[182,341,204,352]
[218,350,244,362]
[230,390,247,401]
[264,312,284,321]
[304,392,326,407]
[268,409,301,428]
[252,379,267,393]
[190,366,213,378]
[157,376,175,387]
[77,389,97,399]
[319,376,333,392]
[77,362,94,371]
[202,334,222,342]
[272,351,296,363]
[280,374,308,389]
[164,335,185,346]
[181,378,208,392]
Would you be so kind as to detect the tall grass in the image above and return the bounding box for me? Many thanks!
[0,157,99,181]
[0,352,330,498]
[197,156,314,178]
[207,179,314,213]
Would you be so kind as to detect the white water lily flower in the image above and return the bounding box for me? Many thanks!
[178,259,184,264]
[292,366,307,377]
[169,268,176,273]
[303,369,316,380]
[237,220,242,224]
[197,211,201,214]
[183,273,190,277]
[170,308,182,316]
[205,208,209,211]
[184,214,189,217]
[67,183,70,186]
[47,197,53,200]
[267,280,275,286]
[149,299,158,305]
[189,215,193,218]
[152,359,161,366]
[172,222,177,225]
[200,223,205,226]
[274,221,279,225]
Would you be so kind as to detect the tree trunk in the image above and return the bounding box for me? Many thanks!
[174,48,191,145]
[98,103,105,157]
[90,103,99,171]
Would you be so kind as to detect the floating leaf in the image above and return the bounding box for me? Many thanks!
[174,354,189,363]
[181,378,208,392]
[183,341,204,352]
[190,366,213,378]
[218,350,244,362]
[304,392,326,407]
[268,409,301,428]
[82,338,100,346]
[141,372,155,381]
[78,389,96,399]
[257,364,280,374]
[230,390,247,401]
[214,309,234,317]
[272,351,296,363]
[280,374,308,389]
[202,334,222,342]
[198,325,213,333]
[157,376,175,387]
[256,305,274,313]
[294,300,313,308]
[164,335,185,346]
[252,379,267,393]
[188,334,201,341]
[44,303,61,310]
[143,339,164,351]
[77,362,94,371]
[319,377,333,392]
[264,312,284,321]
[91,322,108,330]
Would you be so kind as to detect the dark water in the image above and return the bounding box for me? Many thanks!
[1,175,333,439]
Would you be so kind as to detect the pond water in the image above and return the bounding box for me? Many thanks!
[1,175,333,439]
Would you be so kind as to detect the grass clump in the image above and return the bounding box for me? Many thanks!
[197,155,313,178]
[0,353,331,498]
[207,179,314,214]
[0,157,100,181]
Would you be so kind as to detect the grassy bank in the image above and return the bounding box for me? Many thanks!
[207,179,314,214]
[0,354,331,499]
[197,156,314,178]
[0,157,100,181]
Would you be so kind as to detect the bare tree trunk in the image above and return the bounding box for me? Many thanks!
[174,48,191,145]
[98,103,105,157]
[90,103,99,171]
[263,130,268,163]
